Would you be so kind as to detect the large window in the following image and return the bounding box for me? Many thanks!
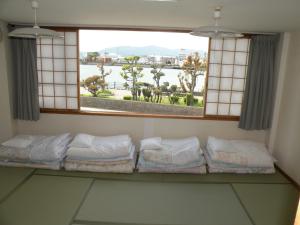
[37,28,250,119]
[79,30,209,116]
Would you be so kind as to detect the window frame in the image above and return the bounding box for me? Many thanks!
[39,26,249,121]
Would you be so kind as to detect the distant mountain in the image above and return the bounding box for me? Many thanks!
[81,46,206,58]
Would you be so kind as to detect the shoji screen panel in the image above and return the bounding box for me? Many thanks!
[205,38,250,116]
[37,29,79,110]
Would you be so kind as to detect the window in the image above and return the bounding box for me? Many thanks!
[37,29,79,110]
[204,38,250,117]
[37,28,250,120]
[79,30,209,116]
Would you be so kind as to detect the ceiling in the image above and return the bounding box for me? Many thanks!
[0,0,300,32]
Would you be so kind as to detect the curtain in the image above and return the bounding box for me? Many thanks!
[239,35,279,130]
[10,37,40,121]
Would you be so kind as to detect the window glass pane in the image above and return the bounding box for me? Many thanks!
[53,45,65,58]
[219,91,231,103]
[206,90,219,102]
[66,59,77,71]
[221,65,233,77]
[209,64,221,77]
[235,52,248,65]
[54,72,65,84]
[236,39,249,52]
[54,59,65,71]
[42,71,53,83]
[210,39,223,50]
[232,78,244,91]
[231,92,243,104]
[42,58,53,71]
[65,46,77,58]
[223,39,235,51]
[41,45,52,58]
[54,85,66,96]
[230,104,242,116]
[222,51,234,64]
[66,85,77,97]
[66,72,77,84]
[55,97,67,108]
[43,97,55,108]
[208,77,220,90]
[206,103,218,115]
[218,104,230,115]
[234,65,246,78]
[67,97,78,109]
[65,32,77,45]
[210,51,222,64]
[220,78,232,90]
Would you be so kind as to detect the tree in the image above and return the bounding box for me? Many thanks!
[120,56,144,101]
[81,75,102,97]
[96,60,112,91]
[178,52,207,106]
[150,63,165,88]
[87,52,99,62]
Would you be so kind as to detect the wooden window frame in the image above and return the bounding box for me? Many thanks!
[39,26,245,121]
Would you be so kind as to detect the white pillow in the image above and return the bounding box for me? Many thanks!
[2,135,35,148]
[68,133,95,148]
[140,137,162,151]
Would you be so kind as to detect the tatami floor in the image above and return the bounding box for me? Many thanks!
[0,166,299,225]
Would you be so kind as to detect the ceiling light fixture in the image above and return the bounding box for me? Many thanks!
[8,1,63,39]
[190,7,243,38]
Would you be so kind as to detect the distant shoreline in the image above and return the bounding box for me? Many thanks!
[80,62,181,69]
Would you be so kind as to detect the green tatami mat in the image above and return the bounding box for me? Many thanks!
[232,184,299,225]
[76,180,252,225]
[0,175,93,225]
[35,168,290,184]
[0,166,34,202]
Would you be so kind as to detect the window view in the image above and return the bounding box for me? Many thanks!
[79,30,209,116]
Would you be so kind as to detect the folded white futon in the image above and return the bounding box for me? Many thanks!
[204,136,276,174]
[0,133,72,170]
[137,137,206,174]
[64,134,136,173]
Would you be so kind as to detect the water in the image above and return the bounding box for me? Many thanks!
[80,65,205,91]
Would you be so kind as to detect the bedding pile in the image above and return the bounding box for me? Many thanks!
[0,133,71,169]
[137,137,206,174]
[64,134,136,173]
[204,136,275,173]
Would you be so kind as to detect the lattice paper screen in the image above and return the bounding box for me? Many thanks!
[205,38,250,116]
[37,30,79,110]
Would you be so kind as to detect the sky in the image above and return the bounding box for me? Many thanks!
[79,30,209,52]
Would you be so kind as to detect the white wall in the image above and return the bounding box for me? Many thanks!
[272,32,300,184]
[0,20,15,142]
[16,113,266,147]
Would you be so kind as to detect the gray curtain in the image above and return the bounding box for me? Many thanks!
[10,37,40,121]
[239,35,279,130]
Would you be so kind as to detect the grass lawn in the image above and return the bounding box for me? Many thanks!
[80,93,204,108]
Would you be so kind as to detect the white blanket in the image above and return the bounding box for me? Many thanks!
[141,137,202,165]
[207,136,274,168]
[66,144,133,161]
[0,133,71,163]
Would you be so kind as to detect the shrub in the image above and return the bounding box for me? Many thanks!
[123,95,132,100]
[169,95,179,104]
[96,89,113,98]
[184,94,198,106]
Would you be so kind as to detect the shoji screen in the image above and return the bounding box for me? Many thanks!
[37,29,79,110]
[205,38,250,116]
